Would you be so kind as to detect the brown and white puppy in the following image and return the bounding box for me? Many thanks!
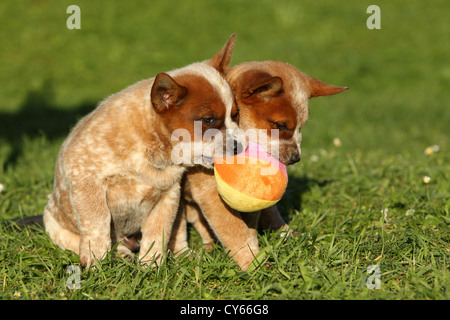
[43,35,239,267]
[170,61,348,270]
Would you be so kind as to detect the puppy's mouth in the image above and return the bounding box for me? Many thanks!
[278,153,301,166]
[262,146,301,166]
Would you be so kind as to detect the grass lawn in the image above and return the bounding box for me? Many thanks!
[0,0,449,301]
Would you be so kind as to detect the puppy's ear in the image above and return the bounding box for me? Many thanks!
[206,34,236,75]
[307,77,348,98]
[242,73,283,100]
[151,73,188,113]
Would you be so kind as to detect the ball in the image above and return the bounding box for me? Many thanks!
[213,143,288,212]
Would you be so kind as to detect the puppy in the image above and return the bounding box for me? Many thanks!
[170,61,348,270]
[43,34,239,267]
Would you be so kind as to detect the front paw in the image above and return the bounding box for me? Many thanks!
[79,238,111,268]
[279,225,299,238]
[138,244,163,268]
[245,246,269,272]
[232,246,261,272]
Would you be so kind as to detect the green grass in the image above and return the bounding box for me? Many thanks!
[0,0,449,300]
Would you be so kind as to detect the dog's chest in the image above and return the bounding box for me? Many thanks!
[105,166,184,235]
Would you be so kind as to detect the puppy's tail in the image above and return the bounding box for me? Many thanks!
[6,215,44,229]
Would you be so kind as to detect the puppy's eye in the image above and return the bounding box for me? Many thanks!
[276,123,287,131]
[270,121,288,131]
[232,110,239,122]
[231,103,240,122]
[201,117,216,126]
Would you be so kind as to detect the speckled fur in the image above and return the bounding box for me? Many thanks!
[43,35,238,267]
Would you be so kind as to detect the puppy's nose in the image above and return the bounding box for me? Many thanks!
[226,128,246,156]
[225,139,244,156]
[233,140,244,155]
[288,153,301,165]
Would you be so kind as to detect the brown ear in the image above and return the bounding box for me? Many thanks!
[151,73,188,113]
[206,34,236,74]
[308,77,348,98]
[242,74,283,99]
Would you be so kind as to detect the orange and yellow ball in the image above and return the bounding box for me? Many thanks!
[214,143,288,212]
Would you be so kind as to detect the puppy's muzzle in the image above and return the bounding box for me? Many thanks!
[287,153,301,165]
[226,129,246,156]
[228,139,244,155]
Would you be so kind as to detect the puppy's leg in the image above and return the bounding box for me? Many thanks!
[168,200,190,256]
[185,202,217,251]
[169,200,216,255]
[259,205,286,230]
[139,184,181,267]
[240,211,261,240]
[187,171,259,271]
[259,205,297,236]
[199,198,259,270]
[71,181,112,267]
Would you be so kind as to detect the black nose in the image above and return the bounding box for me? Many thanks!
[288,153,300,165]
[233,140,244,155]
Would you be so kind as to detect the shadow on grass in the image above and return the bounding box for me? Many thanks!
[278,174,332,223]
[0,80,96,170]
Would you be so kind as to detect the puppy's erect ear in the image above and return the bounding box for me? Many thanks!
[242,72,283,100]
[206,34,236,75]
[151,73,188,113]
[307,77,348,98]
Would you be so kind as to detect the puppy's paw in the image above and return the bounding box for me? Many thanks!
[279,225,299,239]
[137,247,162,269]
[172,246,194,258]
[202,242,216,252]
[138,256,159,269]
[232,247,261,272]
[79,238,111,268]
[245,247,268,272]
[168,238,190,256]
[115,243,136,261]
